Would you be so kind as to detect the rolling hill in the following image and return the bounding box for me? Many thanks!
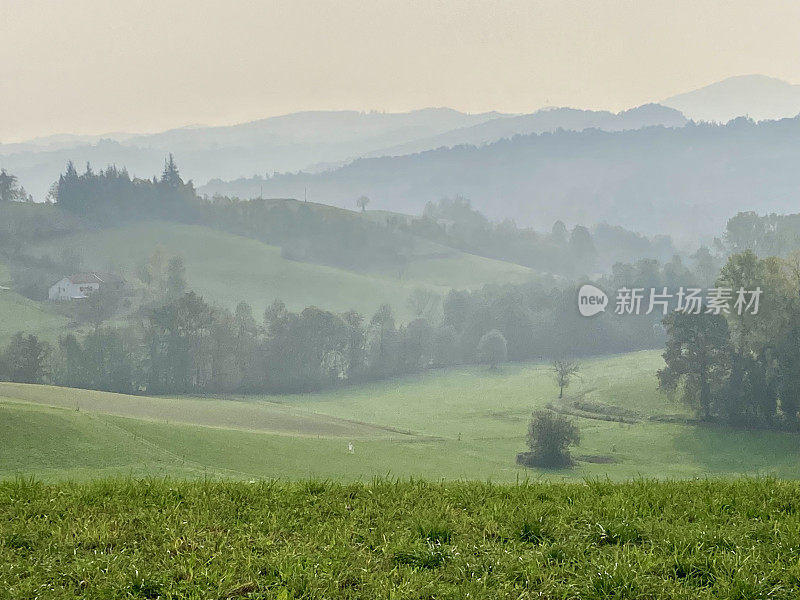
[28,221,534,322]
[362,103,687,158]
[4,351,800,482]
[0,259,69,346]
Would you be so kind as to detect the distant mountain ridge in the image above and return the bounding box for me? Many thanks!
[0,109,503,201]
[0,105,682,202]
[364,103,687,157]
[200,115,800,240]
[124,108,504,150]
[7,72,800,212]
[662,74,800,122]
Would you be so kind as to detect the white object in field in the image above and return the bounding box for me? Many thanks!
[348,442,354,454]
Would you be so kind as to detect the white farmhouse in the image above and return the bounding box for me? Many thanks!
[48,272,122,301]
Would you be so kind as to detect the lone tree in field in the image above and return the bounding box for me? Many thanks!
[477,329,507,369]
[552,360,579,398]
[356,195,370,212]
[522,410,580,468]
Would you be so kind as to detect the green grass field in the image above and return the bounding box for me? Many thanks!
[0,258,70,347]
[4,351,800,482]
[3,477,800,599]
[0,289,70,348]
[29,221,533,321]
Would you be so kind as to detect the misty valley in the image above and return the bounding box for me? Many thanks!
[4,10,800,594]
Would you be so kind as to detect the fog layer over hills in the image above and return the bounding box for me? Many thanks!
[4,75,800,242]
[0,105,682,203]
[202,116,800,240]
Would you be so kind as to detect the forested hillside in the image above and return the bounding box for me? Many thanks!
[202,116,800,238]
[0,104,689,203]
[0,157,718,396]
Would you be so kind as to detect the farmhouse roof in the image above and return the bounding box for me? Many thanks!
[66,272,123,285]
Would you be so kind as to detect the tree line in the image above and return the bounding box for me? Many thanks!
[659,250,800,429]
[1,264,671,395]
[724,211,800,258]
[0,291,502,394]
[40,160,678,277]
[404,197,676,277]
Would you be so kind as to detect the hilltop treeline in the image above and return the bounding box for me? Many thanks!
[401,197,674,276]
[725,211,800,257]
[41,159,673,276]
[48,157,415,271]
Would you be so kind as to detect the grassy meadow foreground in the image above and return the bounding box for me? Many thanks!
[3,478,800,599]
[3,351,800,482]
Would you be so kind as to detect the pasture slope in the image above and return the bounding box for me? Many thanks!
[29,221,534,322]
[1,216,533,349]
[4,351,800,482]
[0,258,69,347]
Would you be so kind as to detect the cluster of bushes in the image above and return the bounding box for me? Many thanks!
[438,280,664,363]
[517,410,582,469]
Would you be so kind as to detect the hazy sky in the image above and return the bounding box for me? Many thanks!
[2,0,800,142]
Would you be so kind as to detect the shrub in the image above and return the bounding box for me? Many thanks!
[520,410,580,468]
